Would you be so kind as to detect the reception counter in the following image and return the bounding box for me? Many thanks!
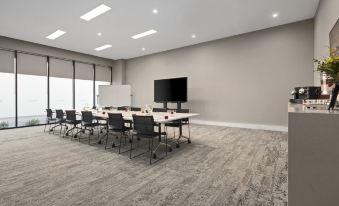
[288,103,339,206]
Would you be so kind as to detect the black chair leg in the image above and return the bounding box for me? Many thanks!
[105,133,109,150]
[150,137,154,165]
[119,132,123,154]
[130,134,134,159]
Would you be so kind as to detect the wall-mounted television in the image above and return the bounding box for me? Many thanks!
[154,77,187,103]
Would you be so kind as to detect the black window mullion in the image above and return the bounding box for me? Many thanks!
[93,64,96,108]
[72,60,75,110]
[47,56,50,109]
[14,51,18,127]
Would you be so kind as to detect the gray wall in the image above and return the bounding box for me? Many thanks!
[314,0,339,85]
[0,35,115,77]
[126,20,314,128]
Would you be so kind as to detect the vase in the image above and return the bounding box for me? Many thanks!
[328,82,339,110]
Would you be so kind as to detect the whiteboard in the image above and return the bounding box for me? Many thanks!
[98,85,131,107]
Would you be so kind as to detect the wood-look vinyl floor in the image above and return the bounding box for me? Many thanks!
[0,124,287,206]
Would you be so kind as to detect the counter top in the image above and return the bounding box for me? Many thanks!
[288,103,339,115]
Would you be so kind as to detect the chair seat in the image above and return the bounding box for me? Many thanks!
[133,132,159,139]
[66,120,81,125]
[82,122,99,127]
[109,125,132,133]
[165,121,181,127]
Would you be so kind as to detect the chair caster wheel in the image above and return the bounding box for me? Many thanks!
[153,154,157,159]
[100,130,103,134]
[98,140,102,144]
[82,130,85,133]
[74,135,77,138]
[137,137,140,141]
[66,133,69,136]
[112,143,116,148]
[176,144,180,148]
[66,127,68,130]
[169,147,173,152]
[129,139,132,143]
[91,132,94,135]
[49,129,53,132]
[188,139,191,144]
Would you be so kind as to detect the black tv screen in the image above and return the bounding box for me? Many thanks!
[154,77,187,102]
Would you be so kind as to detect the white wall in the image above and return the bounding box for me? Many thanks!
[314,0,339,85]
[126,20,314,129]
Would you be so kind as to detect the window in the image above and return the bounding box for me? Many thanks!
[17,54,47,126]
[95,66,111,107]
[75,63,93,110]
[0,50,15,129]
[50,59,73,110]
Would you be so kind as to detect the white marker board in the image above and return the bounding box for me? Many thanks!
[98,85,131,107]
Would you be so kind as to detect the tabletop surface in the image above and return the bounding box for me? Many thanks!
[89,110,199,123]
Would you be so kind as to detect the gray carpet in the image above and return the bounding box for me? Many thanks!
[0,125,287,206]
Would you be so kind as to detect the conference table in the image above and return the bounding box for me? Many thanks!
[89,109,199,150]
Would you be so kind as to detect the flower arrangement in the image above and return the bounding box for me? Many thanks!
[314,49,339,83]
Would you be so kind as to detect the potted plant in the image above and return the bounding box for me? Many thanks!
[314,49,339,110]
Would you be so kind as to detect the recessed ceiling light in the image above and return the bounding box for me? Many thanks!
[152,9,158,14]
[80,4,111,21]
[142,48,146,51]
[132,30,157,39]
[97,32,102,36]
[272,13,279,18]
[95,44,112,51]
[46,30,66,40]
[192,34,196,38]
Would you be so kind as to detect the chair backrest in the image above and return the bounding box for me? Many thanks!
[130,107,141,111]
[176,109,189,113]
[117,106,127,111]
[132,115,155,135]
[66,110,76,121]
[46,109,53,118]
[108,113,124,130]
[153,108,166,112]
[81,111,93,123]
[55,110,64,119]
[176,109,189,122]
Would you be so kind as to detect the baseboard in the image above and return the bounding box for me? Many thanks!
[190,119,288,132]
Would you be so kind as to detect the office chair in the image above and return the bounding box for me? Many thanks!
[131,115,167,164]
[105,113,132,153]
[76,111,99,144]
[152,108,167,112]
[49,109,66,135]
[165,109,191,148]
[117,106,127,111]
[130,107,142,112]
[64,110,82,139]
[44,109,57,133]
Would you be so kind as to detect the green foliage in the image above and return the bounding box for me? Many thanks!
[314,49,339,83]
[25,119,40,126]
[0,121,9,129]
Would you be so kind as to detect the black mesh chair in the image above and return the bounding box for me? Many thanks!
[131,115,167,164]
[117,106,127,111]
[105,113,132,153]
[165,109,191,148]
[44,109,57,133]
[130,107,141,112]
[152,108,167,112]
[76,111,99,144]
[50,110,66,135]
[64,110,81,138]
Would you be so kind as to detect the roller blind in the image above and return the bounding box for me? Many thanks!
[96,66,111,82]
[0,50,14,74]
[17,53,46,76]
[75,62,93,80]
[50,58,73,78]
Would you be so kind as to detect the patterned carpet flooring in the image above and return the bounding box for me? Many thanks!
[0,124,287,206]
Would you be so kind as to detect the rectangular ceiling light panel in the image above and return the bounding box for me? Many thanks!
[95,44,112,51]
[46,30,66,40]
[132,29,157,39]
[80,4,111,21]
